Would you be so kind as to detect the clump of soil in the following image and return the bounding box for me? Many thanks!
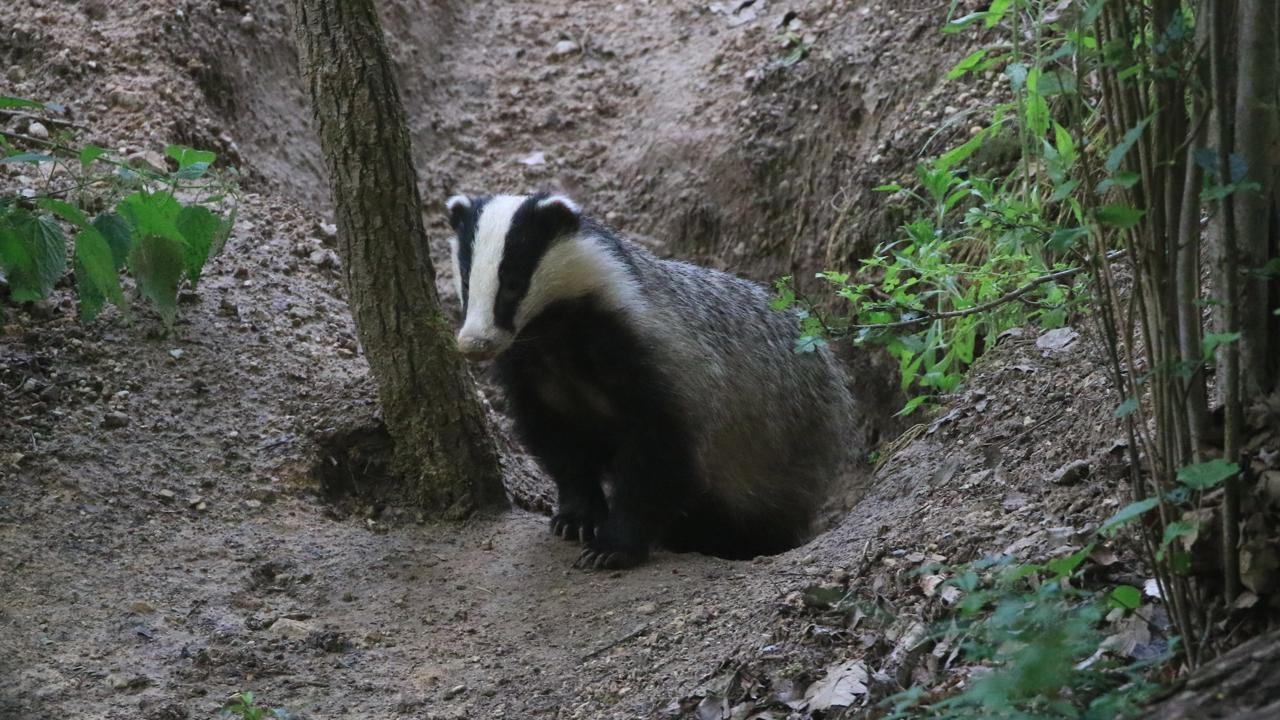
[2,1,1242,719]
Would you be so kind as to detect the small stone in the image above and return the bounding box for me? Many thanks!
[552,40,579,57]
[27,121,49,140]
[155,489,176,502]
[309,249,338,269]
[636,602,657,615]
[130,600,156,614]
[268,617,313,639]
[240,13,255,29]
[102,411,129,429]
[443,684,466,699]
[1036,327,1080,351]
[168,349,184,361]
[1051,459,1090,486]
[318,222,338,240]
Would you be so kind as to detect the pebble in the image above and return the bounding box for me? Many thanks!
[102,411,130,429]
[309,249,338,268]
[552,40,579,58]
[155,489,176,502]
[130,600,156,614]
[1050,459,1090,486]
[268,617,313,639]
[443,684,467,699]
[168,349,184,361]
[27,121,49,140]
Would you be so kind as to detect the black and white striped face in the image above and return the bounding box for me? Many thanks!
[446,193,589,361]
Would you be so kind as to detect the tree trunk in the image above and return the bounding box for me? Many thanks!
[288,0,505,516]
[1146,628,1280,719]
[1233,0,1280,396]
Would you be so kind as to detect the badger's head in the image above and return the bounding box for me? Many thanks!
[445,193,632,362]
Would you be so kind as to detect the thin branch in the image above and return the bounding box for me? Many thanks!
[839,250,1124,333]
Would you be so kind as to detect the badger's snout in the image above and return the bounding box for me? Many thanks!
[456,331,509,362]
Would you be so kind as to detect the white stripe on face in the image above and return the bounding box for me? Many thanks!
[448,236,464,306]
[457,194,525,348]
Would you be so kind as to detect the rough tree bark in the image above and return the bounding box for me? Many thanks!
[288,0,505,516]
[1233,0,1280,396]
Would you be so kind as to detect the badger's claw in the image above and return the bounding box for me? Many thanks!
[574,542,646,570]
[550,512,597,543]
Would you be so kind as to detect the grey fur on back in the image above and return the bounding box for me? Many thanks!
[602,232,857,533]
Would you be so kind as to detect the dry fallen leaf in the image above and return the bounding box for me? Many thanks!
[802,659,869,711]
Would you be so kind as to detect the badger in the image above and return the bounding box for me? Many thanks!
[445,192,855,569]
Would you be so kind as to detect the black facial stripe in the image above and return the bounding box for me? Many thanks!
[493,193,582,332]
[451,196,489,309]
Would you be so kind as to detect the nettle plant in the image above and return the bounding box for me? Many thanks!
[0,95,236,328]
[774,66,1094,416]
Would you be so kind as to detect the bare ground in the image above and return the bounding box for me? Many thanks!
[5,1,1271,719]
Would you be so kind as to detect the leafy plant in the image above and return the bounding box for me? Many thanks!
[221,692,290,720]
[886,548,1167,719]
[0,95,237,328]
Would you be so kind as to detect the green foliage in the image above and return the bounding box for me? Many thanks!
[0,96,236,328]
[886,554,1165,719]
[220,692,290,720]
[777,157,1081,414]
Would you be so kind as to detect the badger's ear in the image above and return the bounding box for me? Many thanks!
[533,194,582,236]
[445,194,472,233]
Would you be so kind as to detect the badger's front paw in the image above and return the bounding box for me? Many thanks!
[574,537,648,570]
[550,509,599,543]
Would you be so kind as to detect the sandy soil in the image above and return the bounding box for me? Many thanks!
[0,1,1227,718]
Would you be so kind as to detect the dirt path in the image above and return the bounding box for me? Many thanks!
[1,1,1145,719]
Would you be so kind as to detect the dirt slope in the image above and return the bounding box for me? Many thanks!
[0,1,1154,719]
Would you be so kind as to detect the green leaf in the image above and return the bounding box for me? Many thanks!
[1,152,55,165]
[1053,123,1076,168]
[1158,520,1200,560]
[80,144,107,170]
[1096,203,1145,229]
[1048,227,1088,252]
[1202,331,1241,358]
[1105,117,1150,173]
[1108,585,1142,610]
[1038,72,1077,96]
[1006,63,1028,91]
[37,198,87,227]
[1096,171,1141,194]
[895,395,928,417]
[984,0,1012,27]
[92,213,134,270]
[164,145,216,171]
[0,96,45,109]
[943,11,989,33]
[1176,459,1238,490]
[1114,398,1138,418]
[948,49,989,80]
[129,232,187,329]
[118,191,185,245]
[1048,179,1080,204]
[873,183,903,193]
[1047,544,1094,579]
[174,205,223,287]
[1099,497,1158,536]
[937,129,988,172]
[0,210,67,301]
[73,226,127,322]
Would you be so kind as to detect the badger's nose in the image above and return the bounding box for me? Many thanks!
[457,335,500,362]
